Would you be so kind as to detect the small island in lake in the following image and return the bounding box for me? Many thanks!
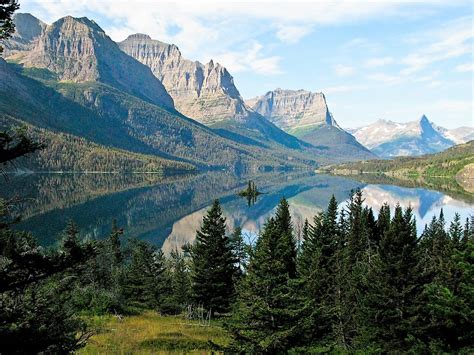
[238,180,263,206]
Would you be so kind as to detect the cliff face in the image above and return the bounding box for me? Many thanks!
[246,89,338,132]
[5,15,174,109]
[247,88,375,160]
[2,13,46,55]
[119,34,249,124]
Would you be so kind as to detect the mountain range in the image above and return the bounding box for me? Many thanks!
[0,13,377,173]
[1,13,469,170]
[349,115,473,158]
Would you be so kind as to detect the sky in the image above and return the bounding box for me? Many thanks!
[18,0,473,128]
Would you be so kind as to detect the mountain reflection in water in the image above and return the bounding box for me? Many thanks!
[1,172,472,251]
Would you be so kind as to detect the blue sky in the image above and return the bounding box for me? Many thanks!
[19,0,473,128]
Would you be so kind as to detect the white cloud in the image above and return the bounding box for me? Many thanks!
[211,42,282,75]
[334,64,356,77]
[455,63,474,72]
[21,0,465,77]
[365,56,394,68]
[276,24,313,44]
[401,17,473,75]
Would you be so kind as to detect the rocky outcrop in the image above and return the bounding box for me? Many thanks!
[2,13,46,55]
[119,34,249,124]
[247,88,374,160]
[247,88,337,132]
[5,15,174,109]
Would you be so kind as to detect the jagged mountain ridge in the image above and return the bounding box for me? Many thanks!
[247,88,375,161]
[119,33,247,124]
[350,115,457,157]
[118,33,309,151]
[4,14,174,109]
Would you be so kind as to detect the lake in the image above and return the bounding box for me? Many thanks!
[1,171,472,251]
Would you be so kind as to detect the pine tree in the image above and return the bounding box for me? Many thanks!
[190,199,235,314]
[166,249,191,313]
[229,226,247,277]
[274,198,297,278]
[362,205,420,351]
[230,215,301,352]
[122,240,168,310]
[449,213,463,249]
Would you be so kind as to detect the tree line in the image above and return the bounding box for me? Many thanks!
[1,188,473,353]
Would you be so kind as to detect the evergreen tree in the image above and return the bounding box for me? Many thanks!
[0,0,19,54]
[162,249,191,314]
[230,216,301,352]
[449,213,463,249]
[122,240,168,311]
[274,198,297,278]
[190,199,235,314]
[362,205,420,351]
[229,226,247,277]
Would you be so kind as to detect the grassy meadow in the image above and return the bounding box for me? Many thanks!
[79,312,230,354]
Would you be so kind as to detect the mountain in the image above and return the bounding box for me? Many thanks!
[5,14,174,109]
[434,125,474,145]
[119,34,246,124]
[1,15,318,171]
[118,34,309,151]
[247,89,375,161]
[350,115,455,157]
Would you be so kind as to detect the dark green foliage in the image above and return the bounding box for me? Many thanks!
[361,205,420,351]
[0,125,43,170]
[229,226,247,277]
[161,249,191,314]
[123,240,169,311]
[0,0,19,53]
[229,199,301,352]
[0,220,95,353]
[190,200,236,314]
[229,191,473,353]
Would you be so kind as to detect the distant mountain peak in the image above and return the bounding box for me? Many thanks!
[246,88,338,131]
[351,115,456,157]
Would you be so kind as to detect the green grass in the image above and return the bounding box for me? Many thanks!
[79,311,231,354]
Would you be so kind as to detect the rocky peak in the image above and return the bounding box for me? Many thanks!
[2,13,46,55]
[126,33,152,40]
[6,15,174,109]
[247,88,338,131]
[119,34,250,124]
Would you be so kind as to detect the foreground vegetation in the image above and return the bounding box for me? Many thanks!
[79,312,230,354]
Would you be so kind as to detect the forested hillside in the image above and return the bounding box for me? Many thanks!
[1,117,195,172]
[324,140,474,177]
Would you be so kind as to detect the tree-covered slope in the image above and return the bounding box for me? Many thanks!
[325,140,474,177]
[0,116,195,172]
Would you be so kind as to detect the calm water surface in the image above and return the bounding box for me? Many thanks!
[1,171,472,252]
